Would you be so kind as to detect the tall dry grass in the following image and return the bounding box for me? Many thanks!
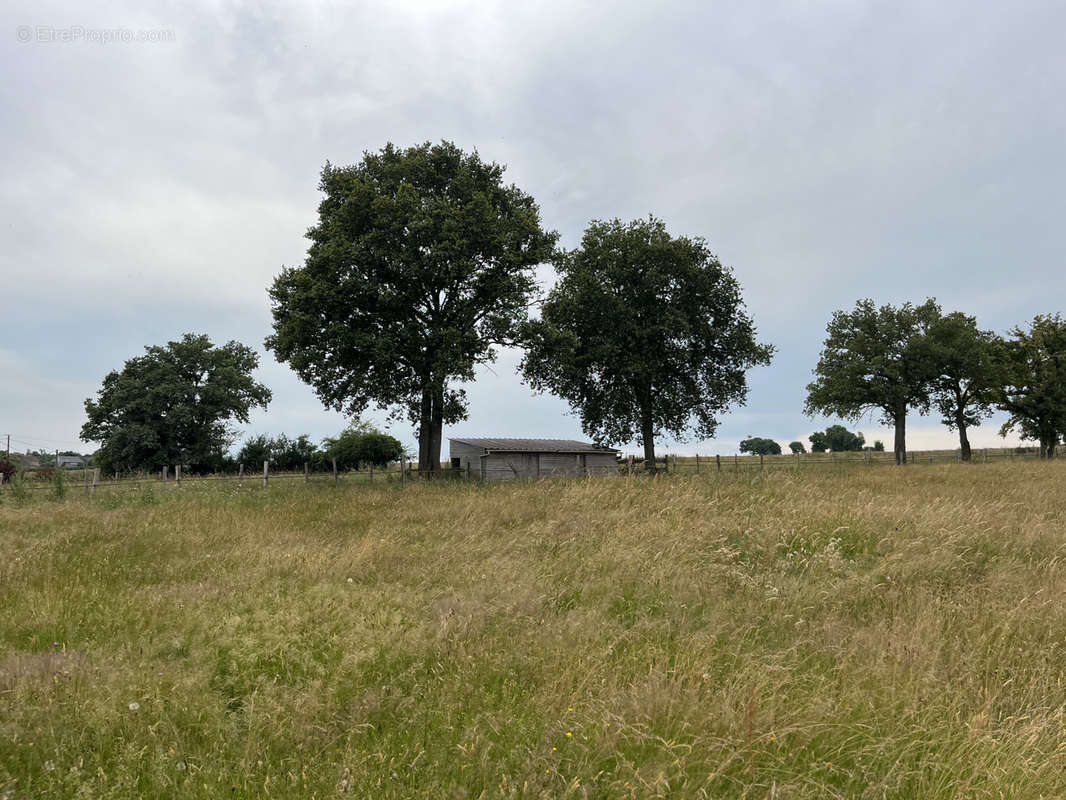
[2,463,1066,798]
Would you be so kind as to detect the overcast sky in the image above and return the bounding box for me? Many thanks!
[3,0,1064,458]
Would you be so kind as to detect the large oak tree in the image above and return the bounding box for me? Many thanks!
[266,141,557,472]
[81,334,271,473]
[521,216,772,470]
[805,299,940,465]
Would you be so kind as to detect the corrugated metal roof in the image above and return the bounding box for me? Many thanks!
[449,437,618,453]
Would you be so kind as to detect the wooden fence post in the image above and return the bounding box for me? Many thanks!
[238,463,244,487]
[759,453,764,471]
[84,465,90,495]
[91,468,99,497]
[734,454,738,471]
[716,454,721,472]
[696,454,700,473]
[176,465,181,487]
[304,462,309,483]
[369,462,374,482]
[263,460,268,489]
[162,466,167,484]
[332,458,338,485]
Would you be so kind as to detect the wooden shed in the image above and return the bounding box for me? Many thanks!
[448,438,619,481]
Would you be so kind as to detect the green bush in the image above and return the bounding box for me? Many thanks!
[324,423,404,470]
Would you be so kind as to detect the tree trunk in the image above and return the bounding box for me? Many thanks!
[641,413,656,474]
[893,408,907,465]
[428,384,444,475]
[1040,431,1057,460]
[956,410,971,462]
[416,388,432,473]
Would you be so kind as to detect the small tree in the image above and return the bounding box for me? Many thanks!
[996,314,1066,458]
[522,216,772,472]
[82,334,271,473]
[805,299,940,464]
[788,441,806,454]
[872,440,885,451]
[808,432,829,453]
[739,437,782,455]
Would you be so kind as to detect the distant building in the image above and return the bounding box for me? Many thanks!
[448,437,618,481]
[56,455,86,469]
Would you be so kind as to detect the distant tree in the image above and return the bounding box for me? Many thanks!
[236,435,272,470]
[996,314,1066,459]
[808,425,863,452]
[324,422,404,470]
[805,299,940,464]
[872,440,885,451]
[521,216,773,472]
[823,424,865,452]
[236,434,320,472]
[923,311,1000,461]
[81,334,271,473]
[808,432,829,453]
[740,437,781,455]
[788,441,806,454]
[267,141,557,474]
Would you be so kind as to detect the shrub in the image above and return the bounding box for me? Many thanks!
[324,424,404,470]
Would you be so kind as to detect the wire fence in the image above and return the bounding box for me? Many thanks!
[621,446,1044,474]
[0,446,1048,499]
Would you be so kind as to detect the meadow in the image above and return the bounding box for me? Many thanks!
[2,462,1066,798]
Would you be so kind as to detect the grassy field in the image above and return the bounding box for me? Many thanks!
[3,463,1066,798]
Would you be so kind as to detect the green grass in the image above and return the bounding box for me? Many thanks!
[3,463,1066,797]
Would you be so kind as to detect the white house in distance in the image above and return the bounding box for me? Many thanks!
[448,437,618,481]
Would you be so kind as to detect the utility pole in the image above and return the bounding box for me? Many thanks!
[5,434,8,460]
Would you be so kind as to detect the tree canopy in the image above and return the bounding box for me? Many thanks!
[805,299,939,464]
[266,141,557,473]
[521,217,772,470]
[788,441,806,454]
[740,437,781,455]
[996,314,1066,458]
[81,334,271,473]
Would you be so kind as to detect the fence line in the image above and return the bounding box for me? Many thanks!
[1,446,1049,495]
